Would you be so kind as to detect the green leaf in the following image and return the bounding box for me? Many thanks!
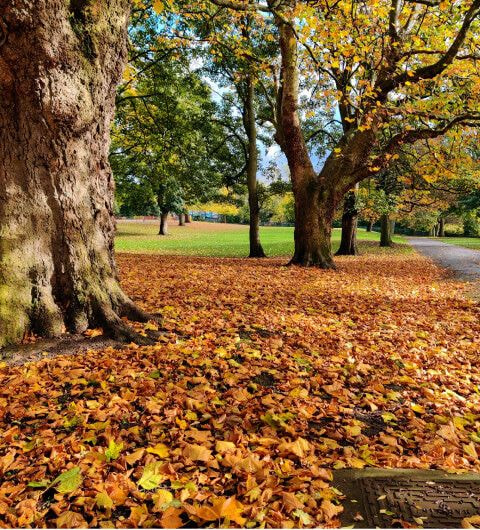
[293,509,313,525]
[53,467,83,494]
[137,461,165,490]
[105,439,124,462]
[28,480,49,488]
[96,491,113,510]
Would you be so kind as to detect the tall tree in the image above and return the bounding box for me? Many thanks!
[0,0,153,347]
[178,9,272,257]
[111,39,224,236]
[204,0,480,268]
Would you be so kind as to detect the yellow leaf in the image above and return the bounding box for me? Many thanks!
[411,403,426,414]
[96,491,113,510]
[147,443,170,458]
[183,444,213,462]
[278,437,310,458]
[125,448,145,465]
[215,441,236,453]
[212,496,246,525]
[152,489,174,512]
[463,442,478,460]
[152,0,164,14]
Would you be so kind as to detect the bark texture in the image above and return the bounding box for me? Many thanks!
[244,75,266,258]
[0,0,149,347]
[276,18,336,268]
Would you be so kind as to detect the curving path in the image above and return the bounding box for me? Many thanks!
[408,237,480,282]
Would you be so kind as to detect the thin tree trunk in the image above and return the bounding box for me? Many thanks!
[159,212,169,235]
[336,184,359,256]
[439,217,445,237]
[367,220,374,232]
[178,213,185,226]
[0,0,151,347]
[185,213,191,223]
[380,214,393,247]
[244,75,266,258]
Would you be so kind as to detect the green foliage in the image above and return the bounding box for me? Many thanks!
[463,211,480,237]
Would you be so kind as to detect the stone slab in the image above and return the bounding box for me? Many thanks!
[332,468,480,528]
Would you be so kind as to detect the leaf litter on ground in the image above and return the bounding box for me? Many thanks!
[1,252,480,527]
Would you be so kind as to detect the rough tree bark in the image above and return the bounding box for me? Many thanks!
[159,212,169,235]
[276,17,336,268]
[336,184,359,256]
[244,74,266,258]
[0,0,152,347]
[380,214,393,247]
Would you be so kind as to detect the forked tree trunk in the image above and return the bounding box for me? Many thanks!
[336,184,359,256]
[178,213,185,226]
[245,75,266,258]
[0,0,151,347]
[159,212,169,235]
[380,214,393,247]
[276,17,335,268]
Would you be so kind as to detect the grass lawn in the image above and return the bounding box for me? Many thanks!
[438,236,480,251]
[115,220,407,257]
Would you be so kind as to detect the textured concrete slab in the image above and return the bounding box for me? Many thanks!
[333,468,480,528]
[408,237,480,282]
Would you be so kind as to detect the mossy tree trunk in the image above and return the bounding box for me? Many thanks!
[0,0,151,347]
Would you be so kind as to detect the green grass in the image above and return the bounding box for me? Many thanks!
[115,220,407,257]
[438,237,480,251]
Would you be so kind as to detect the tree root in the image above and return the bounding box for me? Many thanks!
[288,255,337,269]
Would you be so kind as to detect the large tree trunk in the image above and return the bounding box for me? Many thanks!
[380,214,393,247]
[336,184,359,256]
[290,184,335,268]
[244,75,266,258]
[159,212,169,235]
[276,17,335,268]
[0,0,151,348]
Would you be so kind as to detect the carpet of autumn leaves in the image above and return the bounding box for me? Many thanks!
[2,251,480,528]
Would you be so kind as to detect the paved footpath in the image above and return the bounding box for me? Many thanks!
[408,237,480,281]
